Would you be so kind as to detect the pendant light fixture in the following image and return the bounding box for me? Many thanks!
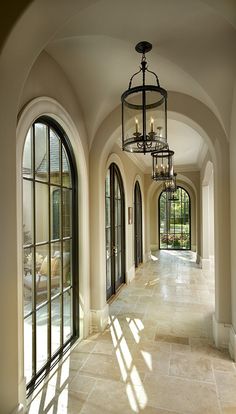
[121,41,168,154]
[151,148,174,181]
[163,172,177,193]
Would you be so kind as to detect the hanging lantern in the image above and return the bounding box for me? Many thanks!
[151,148,174,181]
[163,172,177,193]
[121,41,168,154]
[167,188,179,202]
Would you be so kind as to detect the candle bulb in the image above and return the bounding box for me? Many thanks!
[150,117,154,133]
[135,118,139,133]
[157,126,162,137]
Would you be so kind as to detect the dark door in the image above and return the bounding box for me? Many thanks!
[105,163,125,300]
[134,181,143,267]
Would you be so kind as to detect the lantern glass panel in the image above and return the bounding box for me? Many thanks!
[122,87,167,153]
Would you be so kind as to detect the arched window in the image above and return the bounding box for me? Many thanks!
[105,163,125,300]
[22,116,78,393]
[134,181,143,267]
[159,187,191,250]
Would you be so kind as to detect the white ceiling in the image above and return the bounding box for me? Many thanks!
[43,0,236,168]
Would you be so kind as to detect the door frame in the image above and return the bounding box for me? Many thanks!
[134,181,143,267]
[106,163,126,300]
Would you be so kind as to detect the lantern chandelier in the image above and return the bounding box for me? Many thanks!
[151,148,174,181]
[121,41,168,154]
[163,172,177,193]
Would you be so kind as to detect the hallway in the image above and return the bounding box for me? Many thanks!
[28,252,236,414]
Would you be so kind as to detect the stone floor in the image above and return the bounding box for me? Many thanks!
[27,250,236,414]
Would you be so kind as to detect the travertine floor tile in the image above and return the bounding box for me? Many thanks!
[144,373,220,413]
[169,352,214,382]
[28,250,234,414]
[215,371,236,403]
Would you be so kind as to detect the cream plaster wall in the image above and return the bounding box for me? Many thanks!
[230,78,236,337]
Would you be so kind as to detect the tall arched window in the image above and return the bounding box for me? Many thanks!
[105,163,125,300]
[134,181,143,267]
[22,116,78,393]
[159,186,191,250]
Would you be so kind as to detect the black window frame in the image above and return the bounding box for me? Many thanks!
[22,116,79,395]
[159,186,191,250]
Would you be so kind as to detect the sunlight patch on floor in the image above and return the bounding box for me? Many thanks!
[109,315,148,412]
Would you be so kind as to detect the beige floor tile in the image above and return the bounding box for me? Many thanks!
[82,378,134,414]
[144,373,220,413]
[215,371,236,403]
[171,343,191,354]
[169,353,214,382]
[212,357,236,372]
[79,353,122,381]
[221,401,236,414]
[69,373,96,394]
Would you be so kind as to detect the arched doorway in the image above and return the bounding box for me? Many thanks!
[105,163,125,300]
[159,186,191,250]
[22,116,78,393]
[134,181,143,267]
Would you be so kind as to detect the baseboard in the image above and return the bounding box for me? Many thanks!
[145,250,151,261]
[18,376,26,412]
[196,253,201,265]
[212,313,230,349]
[79,307,91,338]
[150,244,158,251]
[200,257,211,270]
[126,265,135,284]
[209,255,215,271]
[229,325,236,361]
[11,404,24,414]
[90,304,109,333]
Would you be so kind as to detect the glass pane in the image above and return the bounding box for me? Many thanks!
[24,315,32,384]
[51,188,61,240]
[50,129,61,185]
[63,289,72,342]
[115,199,118,226]
[115,253,118,282]
[62,145,72,187]
[23,180,34,245]
[106,258,111,290]
[105,197,110,226]
[36,244,49,306]
[51,242,61,297]
[23,247,34,316]
[106,228,111,260]
[105,170,110,197]
[36,305,48,371]
[62,189,71,237]
[114,173,118,198]
[35,123,48,182]
[117,199,121,225]
[63,240,72,289]
[35,182,49,243]
[117,226,121,252]
[118,253,122,279]
[51,296,61,355]
[23,128,33,178]
[117,180,121,199]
